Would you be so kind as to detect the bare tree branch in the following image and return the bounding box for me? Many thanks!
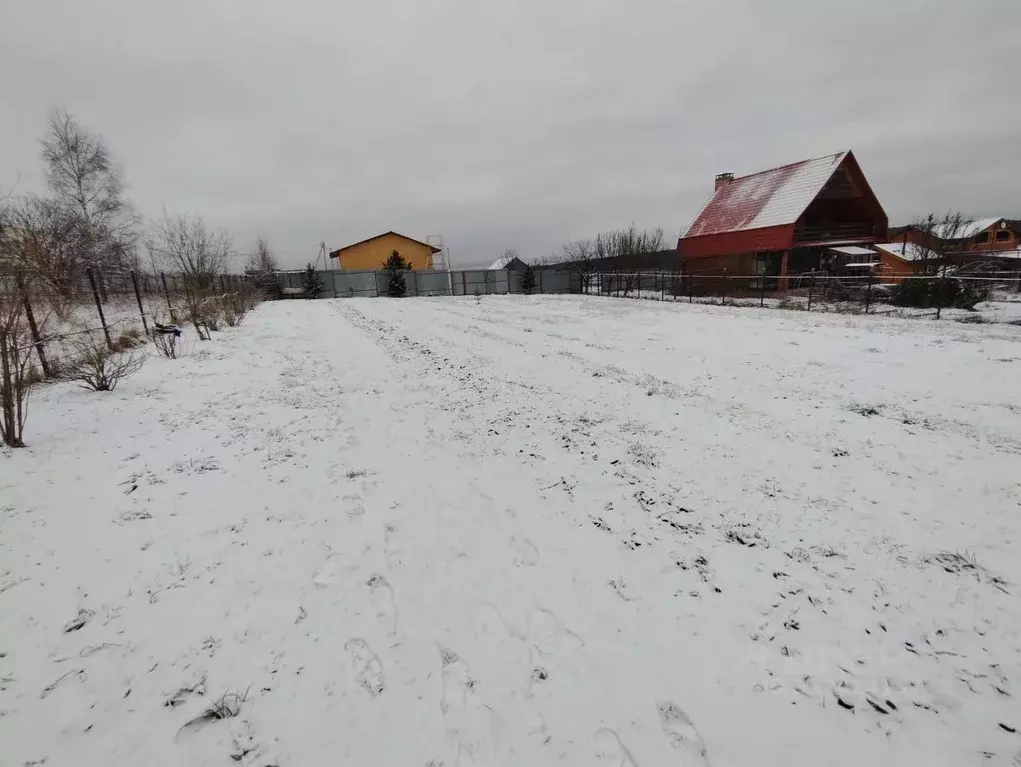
[39,110,136,275]
[146,212,233,287]
[246,236,278,275]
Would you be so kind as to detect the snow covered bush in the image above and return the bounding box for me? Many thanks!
[61,333,145,391]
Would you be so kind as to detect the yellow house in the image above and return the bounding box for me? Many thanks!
[329,231,440,271]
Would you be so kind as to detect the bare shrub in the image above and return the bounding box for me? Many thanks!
[62,333,145,391]
[218,292,248,327]
[151,324,179,359]
[203,302,223,332]
[0,289,38,447]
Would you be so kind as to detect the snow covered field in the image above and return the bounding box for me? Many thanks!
[3,295,1021,766]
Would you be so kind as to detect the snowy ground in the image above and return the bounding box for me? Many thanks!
[3,295,1021,767]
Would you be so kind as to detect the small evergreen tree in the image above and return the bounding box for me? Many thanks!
[382,249,411,297]
[521,262,537,294]
[301,262,323,299]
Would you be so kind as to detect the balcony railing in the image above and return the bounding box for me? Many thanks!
[793,222,879,244]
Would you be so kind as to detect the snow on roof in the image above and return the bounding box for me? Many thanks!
[683,151,848,238]
[875,242,933,262]
[829,245,875,256]
[488,255,517,270]
[942,217,1003,239]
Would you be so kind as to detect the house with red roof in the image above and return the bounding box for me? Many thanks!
[678,151,888,292]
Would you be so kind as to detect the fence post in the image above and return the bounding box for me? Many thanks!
[96,267,109,304]
[462,271,467,296]
[759,268,766,307]
[689,273,694,303]
[161,272,175,322]
[539,269,544,294]
[86,267,114,350]
[864,269,874,315]
[414,271,421,296]
[721,269,728,305]
[935,265,947,320]
[130,270,149,336]
[18,279,51,378]
[807,275,814,311]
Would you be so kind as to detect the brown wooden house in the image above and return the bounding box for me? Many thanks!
[678,151,888,292]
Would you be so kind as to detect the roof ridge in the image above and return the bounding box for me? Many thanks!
[728,150,848,184]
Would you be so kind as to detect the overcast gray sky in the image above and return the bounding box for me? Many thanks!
[3,0,1019,269]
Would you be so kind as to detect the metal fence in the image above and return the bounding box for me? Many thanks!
[1,267,254,381]
[583,270,1021,319]
[277,268,581,298]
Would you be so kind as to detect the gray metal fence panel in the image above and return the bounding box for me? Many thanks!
[277,268,577,298]
[415,271,452,296]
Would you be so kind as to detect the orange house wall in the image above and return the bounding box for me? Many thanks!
[332,234,436,271]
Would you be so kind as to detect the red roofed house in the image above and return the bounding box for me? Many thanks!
[678,151,888,292]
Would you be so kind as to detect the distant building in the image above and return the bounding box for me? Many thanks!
[678,150,888,292]
[889,217,1021,256]
[487,254,529,271]
[329,231,440,271]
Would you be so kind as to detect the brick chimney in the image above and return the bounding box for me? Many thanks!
[715,172,734,191]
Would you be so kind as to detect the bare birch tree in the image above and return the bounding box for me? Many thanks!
[40,110,136,276]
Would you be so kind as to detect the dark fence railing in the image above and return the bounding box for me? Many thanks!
[793,222,879,244]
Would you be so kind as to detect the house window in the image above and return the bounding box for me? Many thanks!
[995,230,1011,242]
[975,232,990,244]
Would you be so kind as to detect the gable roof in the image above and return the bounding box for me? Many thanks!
[937,217,1003,240]
[683,151,849,238]
[875,241,933,262]
[329,231,440,258]
[487,255,526,270]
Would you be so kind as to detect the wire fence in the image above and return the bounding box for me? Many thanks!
[1,267,256,383]
[582,270,1021,321]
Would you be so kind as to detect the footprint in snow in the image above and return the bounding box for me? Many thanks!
[438,645,493,762]
[384,524,404,569]
[343,494,365,518]
[345,638,384,695]
[594,727,639,766]
[367,573,398,635]
[657,700,709,765]
[312,553,341,589]
[528,608,584,661]
[511,537,539,567]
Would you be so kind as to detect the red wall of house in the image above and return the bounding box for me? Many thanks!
[971,225,1020,252]
[678,224,793,259]
[878,252,914,283]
